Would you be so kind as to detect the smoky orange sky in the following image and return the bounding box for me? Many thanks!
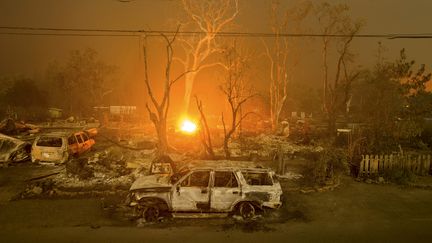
[1,0,431,118]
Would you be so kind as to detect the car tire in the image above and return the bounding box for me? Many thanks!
[142,205,160,222]
[238,202,255,220]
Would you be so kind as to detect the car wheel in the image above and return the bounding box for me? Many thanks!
[142,205,160,222]
[239,202,255,220]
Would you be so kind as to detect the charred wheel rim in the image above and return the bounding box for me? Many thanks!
[143,206,160,222]
[239,202,255,219]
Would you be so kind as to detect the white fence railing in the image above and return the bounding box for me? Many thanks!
[359,154,431,176]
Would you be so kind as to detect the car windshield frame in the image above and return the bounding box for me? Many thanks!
[170,169,190,184]
[36,136,64,148]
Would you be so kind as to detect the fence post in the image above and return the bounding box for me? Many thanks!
[366,155,371,176]
[383,155,389,171]
[370,155,378,175]
[378,155,384,174]
[415,155,421,174]
[365,155,371,176]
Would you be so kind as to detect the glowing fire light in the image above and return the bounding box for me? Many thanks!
[180,119,197,134]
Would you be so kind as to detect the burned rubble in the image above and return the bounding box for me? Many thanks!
[10,123,316,228]
[10,123,334,203]
[0,118,40,136]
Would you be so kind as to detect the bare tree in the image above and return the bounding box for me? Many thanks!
[263,0,312,131]
[341,61,362,121]
[177,0,239,113]
[220,44,255,159]
[48,48,117,116]
[315,2,362,134]
[142,28,192,155]
[194,96,215,159]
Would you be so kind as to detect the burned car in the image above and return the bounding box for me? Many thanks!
[31,131,95,164]
[0,133,31,163]
[128,166,282,222]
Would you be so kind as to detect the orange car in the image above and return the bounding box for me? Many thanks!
[67,131,95,156]
[31,130,95,164]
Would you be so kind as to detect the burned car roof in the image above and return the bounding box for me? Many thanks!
[182,160,269,170]
[178,166,272,172]
[38,132,70,137]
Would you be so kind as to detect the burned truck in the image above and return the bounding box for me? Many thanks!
[128,166,283,222]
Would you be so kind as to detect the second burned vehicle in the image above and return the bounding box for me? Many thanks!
[31,130,96,164]
[128,166,283,221]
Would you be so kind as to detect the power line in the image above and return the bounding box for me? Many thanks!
[0,32,142,37]
[1,26,432,39]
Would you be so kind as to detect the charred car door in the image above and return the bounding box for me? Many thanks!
[81,132,91,152]
[171,170,210,211]
[210,171,241,211]
[74,134,85,154]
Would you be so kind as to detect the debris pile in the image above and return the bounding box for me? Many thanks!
[66,158,94,180]
[18,179,56,199]
[278,171,303,180]
[0,118,40,135]
[226,134,324,160]
[46,146,155,197]
[41,117,100,129]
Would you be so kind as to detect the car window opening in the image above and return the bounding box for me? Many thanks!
[76,135,83,143]
[214,171,238,188]
[181,171,210,187]
[242,171,273,186]
[36,137,63,147]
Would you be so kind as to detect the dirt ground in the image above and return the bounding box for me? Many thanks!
[1,163,432,243]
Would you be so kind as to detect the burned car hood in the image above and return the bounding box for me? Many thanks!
[0,133,31,162]
[130,174,172,191]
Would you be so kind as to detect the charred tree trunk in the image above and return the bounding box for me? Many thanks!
[223,138,231,159]
[142,27,193,156]
[195,96,215,159]
[316,3,361,136]
[220,44,255,159]
[264,1,311,132]
[221,112,238,159]
[156,119,168,155]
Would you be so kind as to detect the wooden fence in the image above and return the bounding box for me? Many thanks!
[359,154,431,176]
